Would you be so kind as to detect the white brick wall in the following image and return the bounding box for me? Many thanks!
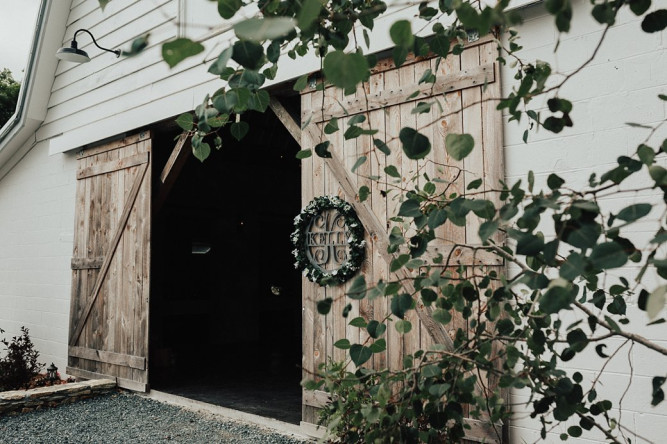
[0,141,76,373]
[503,1,667,442]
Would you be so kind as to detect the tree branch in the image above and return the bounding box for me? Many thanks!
[574,301,667,356]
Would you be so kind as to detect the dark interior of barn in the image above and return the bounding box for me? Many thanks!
[149,101,303,424]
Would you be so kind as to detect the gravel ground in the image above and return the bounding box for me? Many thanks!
[0,391,314,443]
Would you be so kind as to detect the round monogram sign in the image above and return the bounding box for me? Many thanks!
[291,196,365,286]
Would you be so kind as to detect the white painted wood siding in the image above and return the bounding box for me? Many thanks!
[44,0,540,155]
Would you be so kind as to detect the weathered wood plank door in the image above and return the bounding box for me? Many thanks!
[300,37,505,442]
[67,131,152,391]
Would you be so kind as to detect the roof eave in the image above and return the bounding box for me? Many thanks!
[0,0,72,179]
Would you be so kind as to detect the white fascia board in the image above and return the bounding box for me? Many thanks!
[0,0,72,177]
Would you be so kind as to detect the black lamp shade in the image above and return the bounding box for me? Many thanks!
[55,29,120,64]
[55,46,91,63]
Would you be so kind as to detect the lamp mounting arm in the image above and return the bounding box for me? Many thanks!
[72,28,121,58]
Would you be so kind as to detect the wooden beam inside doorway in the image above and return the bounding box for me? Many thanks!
[155,133,190,213]
[269,97,301,144]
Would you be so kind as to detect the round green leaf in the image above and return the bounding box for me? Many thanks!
[649,165,667,185]
[432,308,452,325]
[540,286,574,314]
[429,34,450,57]
[324,118,339,134]
[192,142,211,162]
[293,74,309,92]
[398,199,421,217]
[642,9,667,33]
[208,48,233,75]
[234,17,296,42]
[317,298,333,314]
[391,293,413,318]
[297,0,325,30]
[374,138,390,155]
[323,51,369,91]
[395,319,412,334]
[629,0,652,16]
[445,133,475,161]
[369,338,386,353]
[389,20,414,48]
[367,320,387,338]
[162,38,205,68]
[124,35,149,57]
[232,40,265,70]
[384,165,400,178]
[296,149,312,159]
[399,127,431,159]
[351,156,367,173]
[175,113,193,131]
[218,0,243,19]
[348,316,367,328]
[359,185,370,202]
[589,242,628,269]
[616,203,651,222]
[315,141,332,158]
[547,173,565,190]
[479,220,498,243]
[422,364,441,378]
[421,288,438,305]
[334,338,351,349]
[350,344,372,366]
[516,233,545,256]
[230,121,249,141]
[347,275,367,300]
[428,383,450,398]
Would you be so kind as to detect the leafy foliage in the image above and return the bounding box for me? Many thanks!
[0,327,44,391]
[161,38,204,68]
[0,69,20,128]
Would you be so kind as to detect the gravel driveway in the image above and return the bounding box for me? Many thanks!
[0,391,314,443]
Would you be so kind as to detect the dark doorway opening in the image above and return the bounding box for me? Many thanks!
[150,103,302,424]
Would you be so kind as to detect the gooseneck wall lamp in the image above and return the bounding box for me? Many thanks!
[55,29,121,63]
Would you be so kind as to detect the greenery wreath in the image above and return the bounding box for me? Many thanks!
[291,196,366,286]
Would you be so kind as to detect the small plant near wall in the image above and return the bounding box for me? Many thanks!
[0,327,44,391]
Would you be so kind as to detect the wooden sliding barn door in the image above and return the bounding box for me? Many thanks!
[300,36,505,442]
[67,131,152,391]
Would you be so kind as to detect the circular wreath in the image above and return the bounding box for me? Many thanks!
[291,196,366,286]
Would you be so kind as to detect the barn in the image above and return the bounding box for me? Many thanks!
[0,0,665,442]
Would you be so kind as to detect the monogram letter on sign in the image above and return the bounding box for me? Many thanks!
[291,196,366,286]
